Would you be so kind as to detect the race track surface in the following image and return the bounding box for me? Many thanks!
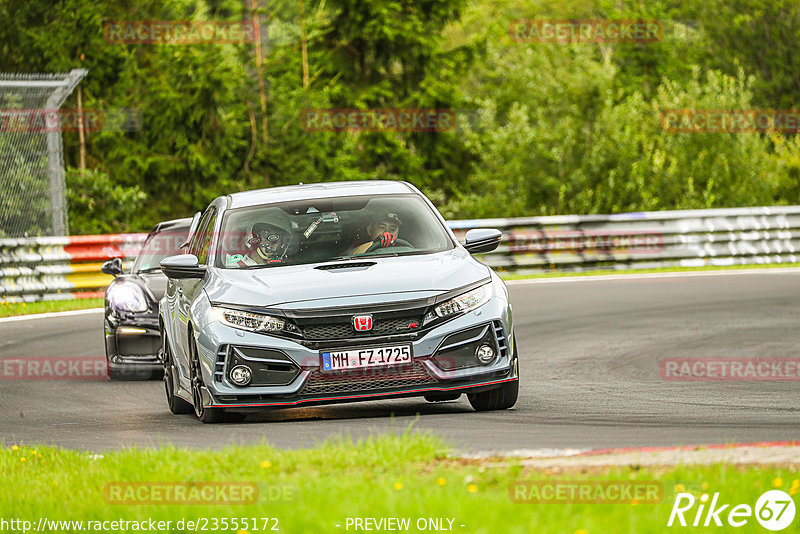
[2,270,799,452]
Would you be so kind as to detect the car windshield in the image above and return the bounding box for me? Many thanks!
[215,194,454,269]
[133,225,189,273]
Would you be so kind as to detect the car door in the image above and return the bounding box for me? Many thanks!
[174,208,215,376]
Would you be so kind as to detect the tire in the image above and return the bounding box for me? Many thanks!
[189,334,226,424]
[107,363,124,380]
[162,331,193,415]
[107,363,160,381]
[467,379,519,411]
[424,392,462,402]
[467,336,519,411]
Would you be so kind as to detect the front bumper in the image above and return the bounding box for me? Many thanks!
[105,315,163,372]
[190,294,516,411]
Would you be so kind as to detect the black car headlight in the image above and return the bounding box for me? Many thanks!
[108,283,149,313]
[212,307,298,334]
[424,282,493,325]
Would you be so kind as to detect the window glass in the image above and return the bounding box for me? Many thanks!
[196,209,217,265]
[132,224,190,273]
[215,194,453,269]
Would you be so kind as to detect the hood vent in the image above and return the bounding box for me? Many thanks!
[315,262,376,271]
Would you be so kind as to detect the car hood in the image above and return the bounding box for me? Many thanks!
[204,248,489,309]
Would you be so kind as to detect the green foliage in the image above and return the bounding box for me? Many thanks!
[65,168,146,234]
[445,0,800,217]
[2,0,800,232]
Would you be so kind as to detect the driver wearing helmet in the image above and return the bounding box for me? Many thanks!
[231,221,291,267]
[347,212,403,255]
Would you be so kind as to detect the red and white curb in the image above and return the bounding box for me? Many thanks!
[464,441,800,467]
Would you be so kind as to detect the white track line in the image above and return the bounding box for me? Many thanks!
[506,267,800,285]
[0,307,103,323]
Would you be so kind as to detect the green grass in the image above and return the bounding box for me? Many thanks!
[1,431,797,533]
[499,262,800,280]
[0,298,103,318]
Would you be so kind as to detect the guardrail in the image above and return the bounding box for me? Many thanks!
[2,205,800,301]
[0,234,145,301]
[450,205,800,272]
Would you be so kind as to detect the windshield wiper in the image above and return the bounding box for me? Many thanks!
[360,252,400,259]
[324,255,361,262]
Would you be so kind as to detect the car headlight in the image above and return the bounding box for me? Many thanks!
[424,282,493,324]
[212,307,294,333]
[108,283,148,313]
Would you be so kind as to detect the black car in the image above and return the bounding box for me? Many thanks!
[102,217,194,379]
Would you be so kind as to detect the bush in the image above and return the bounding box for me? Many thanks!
[66,168,147,234]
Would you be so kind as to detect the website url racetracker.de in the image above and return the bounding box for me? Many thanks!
[0,517,279,533]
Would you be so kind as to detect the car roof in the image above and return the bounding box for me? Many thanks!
[151,217,193,233]
[225,180,416,209]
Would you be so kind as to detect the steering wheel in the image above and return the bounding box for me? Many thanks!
[364,238,413,254]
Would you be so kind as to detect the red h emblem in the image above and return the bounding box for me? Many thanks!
[353,315,373,331]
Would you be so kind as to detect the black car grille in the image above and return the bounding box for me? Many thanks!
[300,316,422,340]
[302,361,436,395]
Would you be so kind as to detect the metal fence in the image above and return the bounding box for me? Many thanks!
[0,69,87,238]
[0,234,144,302]
[2,205,800,302]
[448,205,800,272]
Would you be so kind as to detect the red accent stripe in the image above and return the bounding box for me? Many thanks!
[212,377,518,408]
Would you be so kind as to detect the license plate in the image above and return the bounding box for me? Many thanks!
[321,345,412,372]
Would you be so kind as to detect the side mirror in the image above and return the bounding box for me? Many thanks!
[463,228,503,254]
[180,212,202,250]
[160,254,206,279]
[101,257,124,277]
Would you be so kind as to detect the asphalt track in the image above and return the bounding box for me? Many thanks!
[2,269,799,453]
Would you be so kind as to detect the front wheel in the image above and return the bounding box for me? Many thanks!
[189,337,226,423]
[468,336,519,411]
[162,331,193,415]
[467,379,519,411]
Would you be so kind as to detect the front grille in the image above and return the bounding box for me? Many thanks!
[300,316,422,340]
[302,361,437,395]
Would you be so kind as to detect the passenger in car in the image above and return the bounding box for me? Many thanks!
[347,212,403,255]
[229,221,292,267]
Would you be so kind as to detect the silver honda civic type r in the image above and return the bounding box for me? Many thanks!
[158,180,518,423]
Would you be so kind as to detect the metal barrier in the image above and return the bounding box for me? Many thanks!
[3,205,800,301]
[451,205,800,272]
[0,234,145,302]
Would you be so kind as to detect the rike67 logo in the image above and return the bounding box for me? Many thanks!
[668,490,796,531]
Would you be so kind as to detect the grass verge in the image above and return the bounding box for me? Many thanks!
[1,431,798,533]
[0,298,103,318]
[500,262,800,280]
